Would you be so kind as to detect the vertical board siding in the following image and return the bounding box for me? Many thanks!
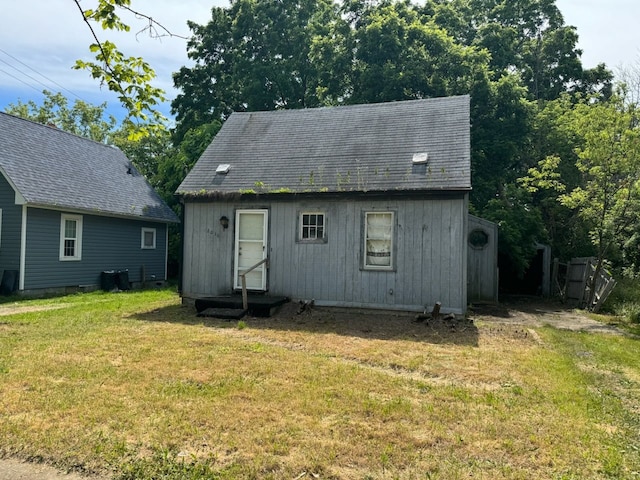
[182,202,235,297]
[467,215,498,302]
[0,175,23,274]
[24,207,169,289]
[182,196,467,313]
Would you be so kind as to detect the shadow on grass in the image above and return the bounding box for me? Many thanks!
[132,302,480,347]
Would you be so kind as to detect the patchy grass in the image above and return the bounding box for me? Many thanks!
[595,276,640,335]
[0,290,639,479]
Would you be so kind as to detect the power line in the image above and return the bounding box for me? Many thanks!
[0,48,86,102]
[0,67,45,96]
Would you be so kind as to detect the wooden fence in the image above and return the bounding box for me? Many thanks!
[553,257,616,312]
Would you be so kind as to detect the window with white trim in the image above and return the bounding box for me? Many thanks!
[299,212,326,242]
[364,211,394,270]
[59,214,83,261]
[141,227,157,249]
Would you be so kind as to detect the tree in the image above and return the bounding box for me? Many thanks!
[72,0,180,137]
[5,90,117,143]
[171,0,342,142]
[347,1,491,103]
[426,0,613,101]
[524,93,640,306]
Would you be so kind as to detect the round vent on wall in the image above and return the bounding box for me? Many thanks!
[468,228,489,249]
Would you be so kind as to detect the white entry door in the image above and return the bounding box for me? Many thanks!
[234,209,268,290]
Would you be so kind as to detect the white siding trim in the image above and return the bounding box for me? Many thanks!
[165,226,169,281]
[19,205,27,291]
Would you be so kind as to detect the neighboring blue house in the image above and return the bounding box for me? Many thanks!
[0,112,179,295]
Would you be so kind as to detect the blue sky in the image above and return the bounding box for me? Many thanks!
[0,0,638,124]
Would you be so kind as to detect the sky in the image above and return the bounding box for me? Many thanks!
[0,0,638,124]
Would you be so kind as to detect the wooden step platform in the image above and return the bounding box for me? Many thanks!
[195,295,289,318]
[197,307,248,320]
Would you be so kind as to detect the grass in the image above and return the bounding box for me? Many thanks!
[0,289,639,479]
[597,276,640,335]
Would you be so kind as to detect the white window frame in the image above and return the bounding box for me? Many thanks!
[299,212,326,242]
[363,211,394,271]
[141,227,157,249]
[59,214,83,261]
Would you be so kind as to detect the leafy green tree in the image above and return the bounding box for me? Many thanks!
[5,90,117,143]
[482,184,546,278]
[347,1,491,103]
[426,0,613,101]
[172,0,342,143]
[525,94,640,305]
[72,0,176,136]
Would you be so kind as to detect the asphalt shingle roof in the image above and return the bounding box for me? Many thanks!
[0,112,178,223]
[177,95,471,196]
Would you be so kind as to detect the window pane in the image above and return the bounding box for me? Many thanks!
[65,220,76,238]
[144,231,154,247]
[365,212,393,268]
[64,239,75,257]
[300,212,325,240]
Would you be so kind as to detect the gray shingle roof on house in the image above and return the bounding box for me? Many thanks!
[0,112,178,223]
[177,95,471,196]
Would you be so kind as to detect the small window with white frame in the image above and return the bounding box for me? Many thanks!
[299,212,326,242]
[141,227,157,249]
[59,214,83,261]
[364,211,394,270]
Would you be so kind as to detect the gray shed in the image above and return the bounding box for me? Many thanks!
[0,112,179,294]
[467,214,499,303]
[177,96,471,314]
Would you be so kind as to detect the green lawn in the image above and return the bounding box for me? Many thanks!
[0,289,638,479]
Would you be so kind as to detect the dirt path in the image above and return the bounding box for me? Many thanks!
[0,458,106,480]
[470,296,625,335]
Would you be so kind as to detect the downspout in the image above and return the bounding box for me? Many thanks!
[19,205,27,291]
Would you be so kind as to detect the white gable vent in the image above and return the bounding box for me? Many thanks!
[412,152,429,164]
[216,164,231,174]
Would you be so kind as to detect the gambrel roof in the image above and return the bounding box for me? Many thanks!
[0,112,178,223]
[177,95,471,197]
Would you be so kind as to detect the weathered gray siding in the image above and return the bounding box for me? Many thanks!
[467,215,498,303]
[0,175,23,274]
[24,207,168,290]
[182,196,468,313]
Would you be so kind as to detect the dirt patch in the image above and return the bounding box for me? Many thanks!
[0,305,66,316]
[0,458,106,480]
[470,296,624,335]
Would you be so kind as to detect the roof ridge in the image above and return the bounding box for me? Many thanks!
[231,95,470,118]
[0,111,119,152]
